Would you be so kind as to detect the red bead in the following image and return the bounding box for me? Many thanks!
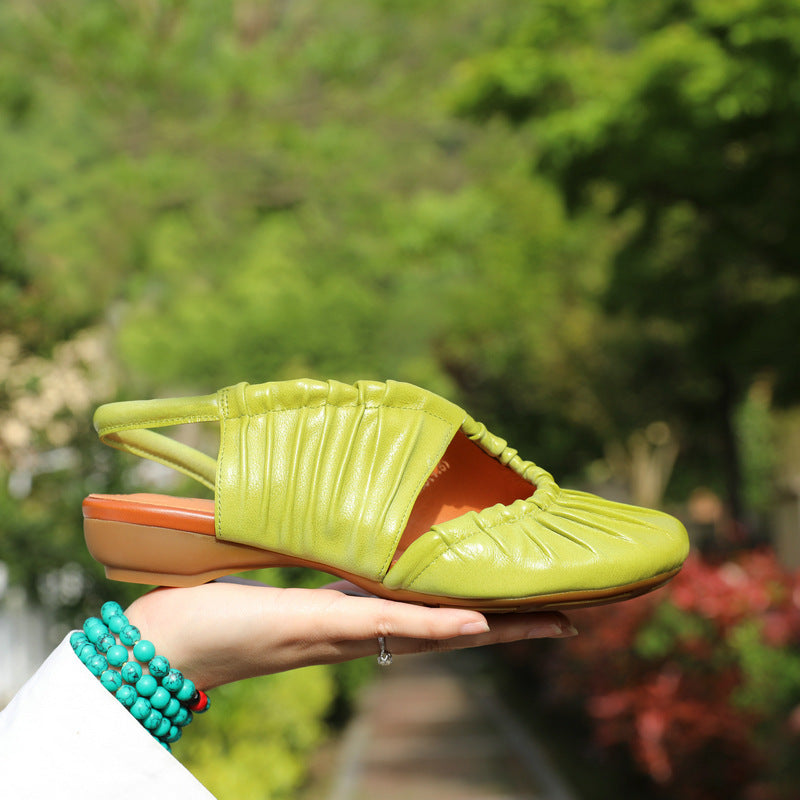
[188,689,210,713]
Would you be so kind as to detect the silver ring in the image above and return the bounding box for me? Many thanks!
[377,636,392,666]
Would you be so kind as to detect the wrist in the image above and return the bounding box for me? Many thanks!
[70,601,210,751]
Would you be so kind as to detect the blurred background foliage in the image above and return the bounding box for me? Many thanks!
[1,0,800,798]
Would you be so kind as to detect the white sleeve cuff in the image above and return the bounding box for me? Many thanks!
[0,634,216,799]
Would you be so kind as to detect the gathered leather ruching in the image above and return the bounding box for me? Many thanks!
[384,487,688,600]
[215,379,466,579]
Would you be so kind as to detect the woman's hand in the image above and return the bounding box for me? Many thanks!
[125,578,577,690]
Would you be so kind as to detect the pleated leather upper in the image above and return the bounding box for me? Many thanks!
[215,379,466,579]
[383,487,689,599]
[383,415,689,599]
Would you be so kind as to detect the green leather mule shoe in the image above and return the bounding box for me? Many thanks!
[83,379,690,611]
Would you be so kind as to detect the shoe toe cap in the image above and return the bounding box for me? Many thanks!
[384,489,690,603]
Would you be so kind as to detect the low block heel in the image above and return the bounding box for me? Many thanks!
[83,517,283,587]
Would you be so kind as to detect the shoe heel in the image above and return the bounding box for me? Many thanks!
[83,517,283,587]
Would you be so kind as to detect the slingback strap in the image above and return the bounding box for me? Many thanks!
[93,389,227,490]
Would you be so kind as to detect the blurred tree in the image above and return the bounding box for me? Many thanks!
[0,0,615,483]
[452,0,800,528]
[1,2,615,795]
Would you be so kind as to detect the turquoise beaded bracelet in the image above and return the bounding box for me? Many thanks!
[70,601,210,751]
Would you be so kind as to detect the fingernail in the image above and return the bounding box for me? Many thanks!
[460,619,491,635]
[555,622,579,638]
[536,622,578,638]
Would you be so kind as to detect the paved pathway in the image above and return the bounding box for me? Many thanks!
[311,652,577,800]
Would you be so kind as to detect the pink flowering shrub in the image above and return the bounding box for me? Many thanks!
[542,550,800,800]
